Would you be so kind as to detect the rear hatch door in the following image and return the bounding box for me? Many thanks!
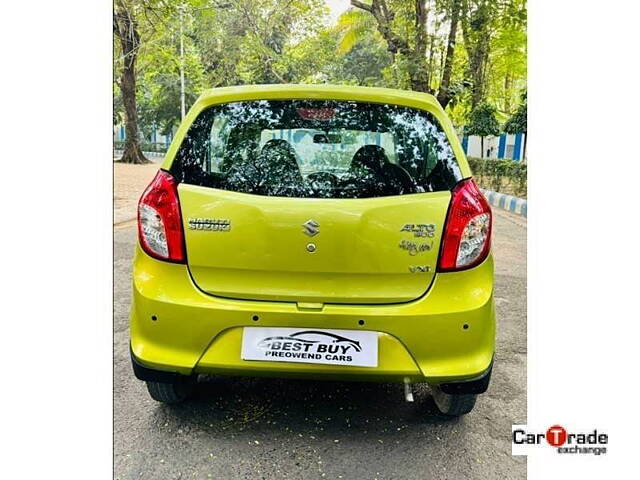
[180,186,449,304]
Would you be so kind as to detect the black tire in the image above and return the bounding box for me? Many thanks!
[431,385,477,416]
[146,380,194,404]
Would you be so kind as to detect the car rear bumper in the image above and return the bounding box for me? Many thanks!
[130,245,495,385]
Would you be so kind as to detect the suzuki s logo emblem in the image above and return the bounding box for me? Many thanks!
[302,219,320,237]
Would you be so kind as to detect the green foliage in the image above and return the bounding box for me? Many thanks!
[194,0,329,85]
[137,33,207,135]
[465,103,501,138]
[467,157,527,197]
[504,93,527,134]
[331,33,393,86]
[488,25,527,113]
[113,0,527,139]
[336,9,377,54]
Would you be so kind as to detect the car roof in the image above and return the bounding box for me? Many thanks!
[194,84,443,112]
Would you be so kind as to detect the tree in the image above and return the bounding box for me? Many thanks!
[192,0,328,85]
[488,23,526,113]
[136,13,208,137]
[348,0,461,106]
[485,0,526,113]
[460,0,493,109]
[335,0,525,116]
[334,34,393,86]
[438,0,463,107]
[114,0,149,164]
[461,0,526,109]
[504,92,527,159]
[111,0,526,145]
[465,102,500,158]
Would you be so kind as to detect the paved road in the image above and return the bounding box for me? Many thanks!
[114,209,526,479]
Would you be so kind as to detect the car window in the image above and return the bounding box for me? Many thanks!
[172,100,463,198]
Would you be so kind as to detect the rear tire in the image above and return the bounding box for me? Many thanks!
[431,385,477,416]
[146,380,194,404]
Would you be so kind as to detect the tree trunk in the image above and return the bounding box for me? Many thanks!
[437,0,461,108]
[114,4,149,164]
[469,33,490,108]
[504,72,512,112]
[409,0,429,93]
[425,34,433,87]
[480,136,484,159]
[461,1,492,109]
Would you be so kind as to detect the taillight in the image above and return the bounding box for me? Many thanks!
[137,170,186,263]
[437,178,492,272]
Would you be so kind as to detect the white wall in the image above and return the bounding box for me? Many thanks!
[463,133,527,161]
[466,135,500,158]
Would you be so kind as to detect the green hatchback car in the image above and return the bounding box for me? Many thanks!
[131,84,494,415]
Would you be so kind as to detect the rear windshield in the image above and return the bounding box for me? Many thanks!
[171,100,463,198]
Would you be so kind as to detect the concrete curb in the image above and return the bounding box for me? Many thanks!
[481,188,527,218]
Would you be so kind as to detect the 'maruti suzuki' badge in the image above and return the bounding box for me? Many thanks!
[302,219,320,237]
[188,218,231,231]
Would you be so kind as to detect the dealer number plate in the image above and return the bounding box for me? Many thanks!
[241,327,378,367]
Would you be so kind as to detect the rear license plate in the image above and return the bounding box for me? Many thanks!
[241,327,378,367]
